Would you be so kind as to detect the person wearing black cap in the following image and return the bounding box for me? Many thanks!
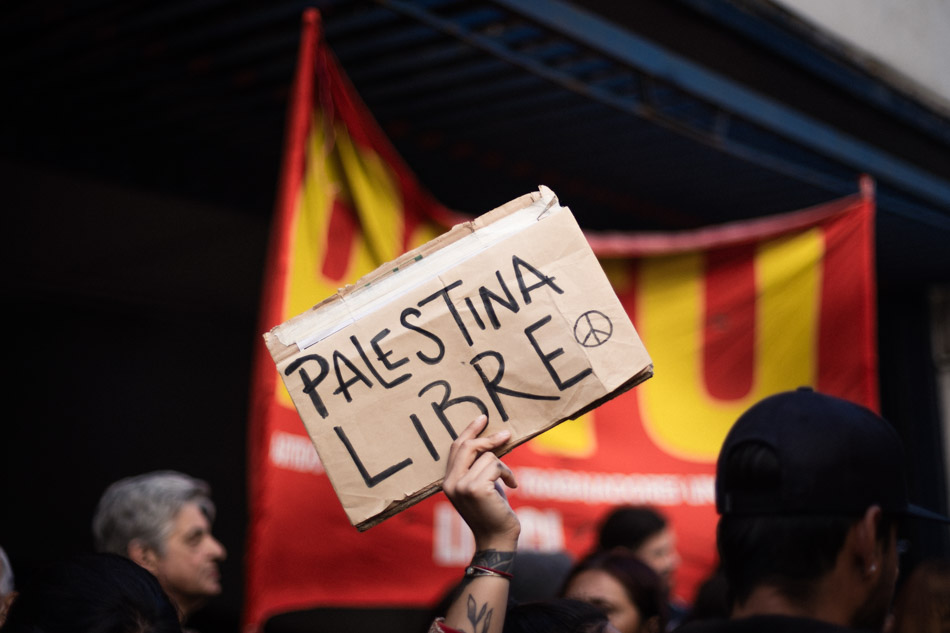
[676,387,950,633]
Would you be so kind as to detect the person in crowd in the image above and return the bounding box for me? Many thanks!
[886,557,950,633]
[503,598,615,633]
[92,471,227,625]
[597,506,684,626]
[675,387,950,632]
[509,550,575,604]
[0,545,16,626]
[598,507,680,596]
[674,568,729,629]
[432,387,950,633]
[561,549,668,633]
[2,552,182,633]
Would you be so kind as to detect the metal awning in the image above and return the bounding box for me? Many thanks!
[4,0,949,281]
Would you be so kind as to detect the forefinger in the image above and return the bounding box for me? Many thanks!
[456,414,489,442]
[446,416,511,480]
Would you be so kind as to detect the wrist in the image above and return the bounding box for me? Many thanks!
[469,548,516,577]
[474,527,520,553]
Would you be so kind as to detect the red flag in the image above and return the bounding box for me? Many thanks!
[244,9,876,629]
[244,9,456,629]
[507,185,876,601]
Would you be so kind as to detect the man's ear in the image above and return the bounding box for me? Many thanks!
[127,539,160,573]
[852,505,884,576]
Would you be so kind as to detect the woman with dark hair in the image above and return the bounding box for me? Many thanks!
[503,598,615,633]
[561,550,668,633]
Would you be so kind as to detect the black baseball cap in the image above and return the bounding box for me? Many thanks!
[716,387,949,522]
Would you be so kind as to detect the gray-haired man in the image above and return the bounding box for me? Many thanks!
[92,471,226,623]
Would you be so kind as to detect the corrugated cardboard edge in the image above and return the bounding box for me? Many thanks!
[353,364,654,531]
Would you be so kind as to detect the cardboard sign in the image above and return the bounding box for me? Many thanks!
[264,187,653,530]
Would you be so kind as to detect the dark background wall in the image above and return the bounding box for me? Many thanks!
[3,161,267,630]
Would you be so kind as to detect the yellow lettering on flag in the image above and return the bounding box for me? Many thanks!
[277,114,437,408]
[638,228,824,461]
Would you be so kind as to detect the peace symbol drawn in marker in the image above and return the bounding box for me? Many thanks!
[573,310,613,347]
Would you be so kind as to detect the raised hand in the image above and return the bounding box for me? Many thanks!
[438,415,520,633]
[443,414,520,551]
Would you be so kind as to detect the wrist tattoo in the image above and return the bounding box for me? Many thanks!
[471,549,515,574]
[457,549,516,597]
